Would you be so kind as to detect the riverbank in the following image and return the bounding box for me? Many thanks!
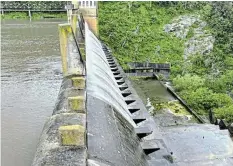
[0,12,67,20]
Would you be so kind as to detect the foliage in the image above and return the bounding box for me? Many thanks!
[0,1,67,20]
[99,2,186,69]
[180,88,233,115]
[214,105,233,123]
[1,12,28,19]
[1,12,67,20]
[99,1,233,122]
[153,100,189,116]
[173,74,205,91]
[206,70,233,93]
[1,1,68,10]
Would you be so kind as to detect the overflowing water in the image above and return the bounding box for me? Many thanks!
[85,23,136,127]
[1,19,64,166]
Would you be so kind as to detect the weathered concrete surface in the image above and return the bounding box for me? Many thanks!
[59,124,85,146]
[32,76,87,166]
[32,17,87,166]
[31,113,86,166]
[87,96,148,166]
[159,124,233,165]
[53,76,86,115]
[59,23,85,76]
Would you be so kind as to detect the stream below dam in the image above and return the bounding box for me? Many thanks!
[1,19,65,166]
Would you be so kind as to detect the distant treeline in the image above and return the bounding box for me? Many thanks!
[1,1,71,10]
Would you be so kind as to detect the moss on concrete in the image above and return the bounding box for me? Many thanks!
[59,125,85,146]
[154,100,190,116]
[68,96,85,112]
[72,77,85,89]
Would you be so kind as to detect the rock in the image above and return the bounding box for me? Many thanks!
[164,15,215,59]
[184,35,215,59]
[164,15,199,39]
[219,119,227,130]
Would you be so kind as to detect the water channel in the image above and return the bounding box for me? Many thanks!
[1,19,65,166]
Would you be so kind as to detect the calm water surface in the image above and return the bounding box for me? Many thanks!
[1,19,65,166]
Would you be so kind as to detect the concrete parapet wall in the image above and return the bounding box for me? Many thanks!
[32,113,86,165]
[32,13,87,166]
[58,21,85,76]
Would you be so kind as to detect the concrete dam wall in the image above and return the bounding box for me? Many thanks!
[31,9,233,166]
[32,14,161,166]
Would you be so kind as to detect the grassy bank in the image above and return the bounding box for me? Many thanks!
[99,2,233,123]
[0,12,67,20]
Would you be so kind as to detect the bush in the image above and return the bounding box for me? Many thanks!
[215,105,233,123]
[173,74,205,91]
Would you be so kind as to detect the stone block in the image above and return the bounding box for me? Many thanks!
[59,125,85,146]
[68,96,85,113]
[72,77,85,89]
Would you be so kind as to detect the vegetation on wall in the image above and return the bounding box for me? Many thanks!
[99,1,233,123]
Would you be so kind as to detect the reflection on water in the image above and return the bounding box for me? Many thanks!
[1,19,65,166]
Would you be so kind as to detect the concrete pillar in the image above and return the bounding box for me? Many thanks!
[28,10,32,21]
[71,14,77,37]
[79,1,98,36]
[58,24,72,75]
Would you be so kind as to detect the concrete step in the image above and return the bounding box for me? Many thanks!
[133,117,146,124]
[135,127,153,139]
[141,140,160,155]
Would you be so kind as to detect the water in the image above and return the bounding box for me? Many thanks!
[1,19,65,166]
[130,78,175,105]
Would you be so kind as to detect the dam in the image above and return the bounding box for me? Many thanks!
[1,1,233,166]
[31,4,233,166]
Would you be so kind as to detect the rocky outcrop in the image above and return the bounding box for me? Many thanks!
[164,15,215,59]
[164,15,198,39]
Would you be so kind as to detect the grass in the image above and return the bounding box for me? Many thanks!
[1,12,67,20]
